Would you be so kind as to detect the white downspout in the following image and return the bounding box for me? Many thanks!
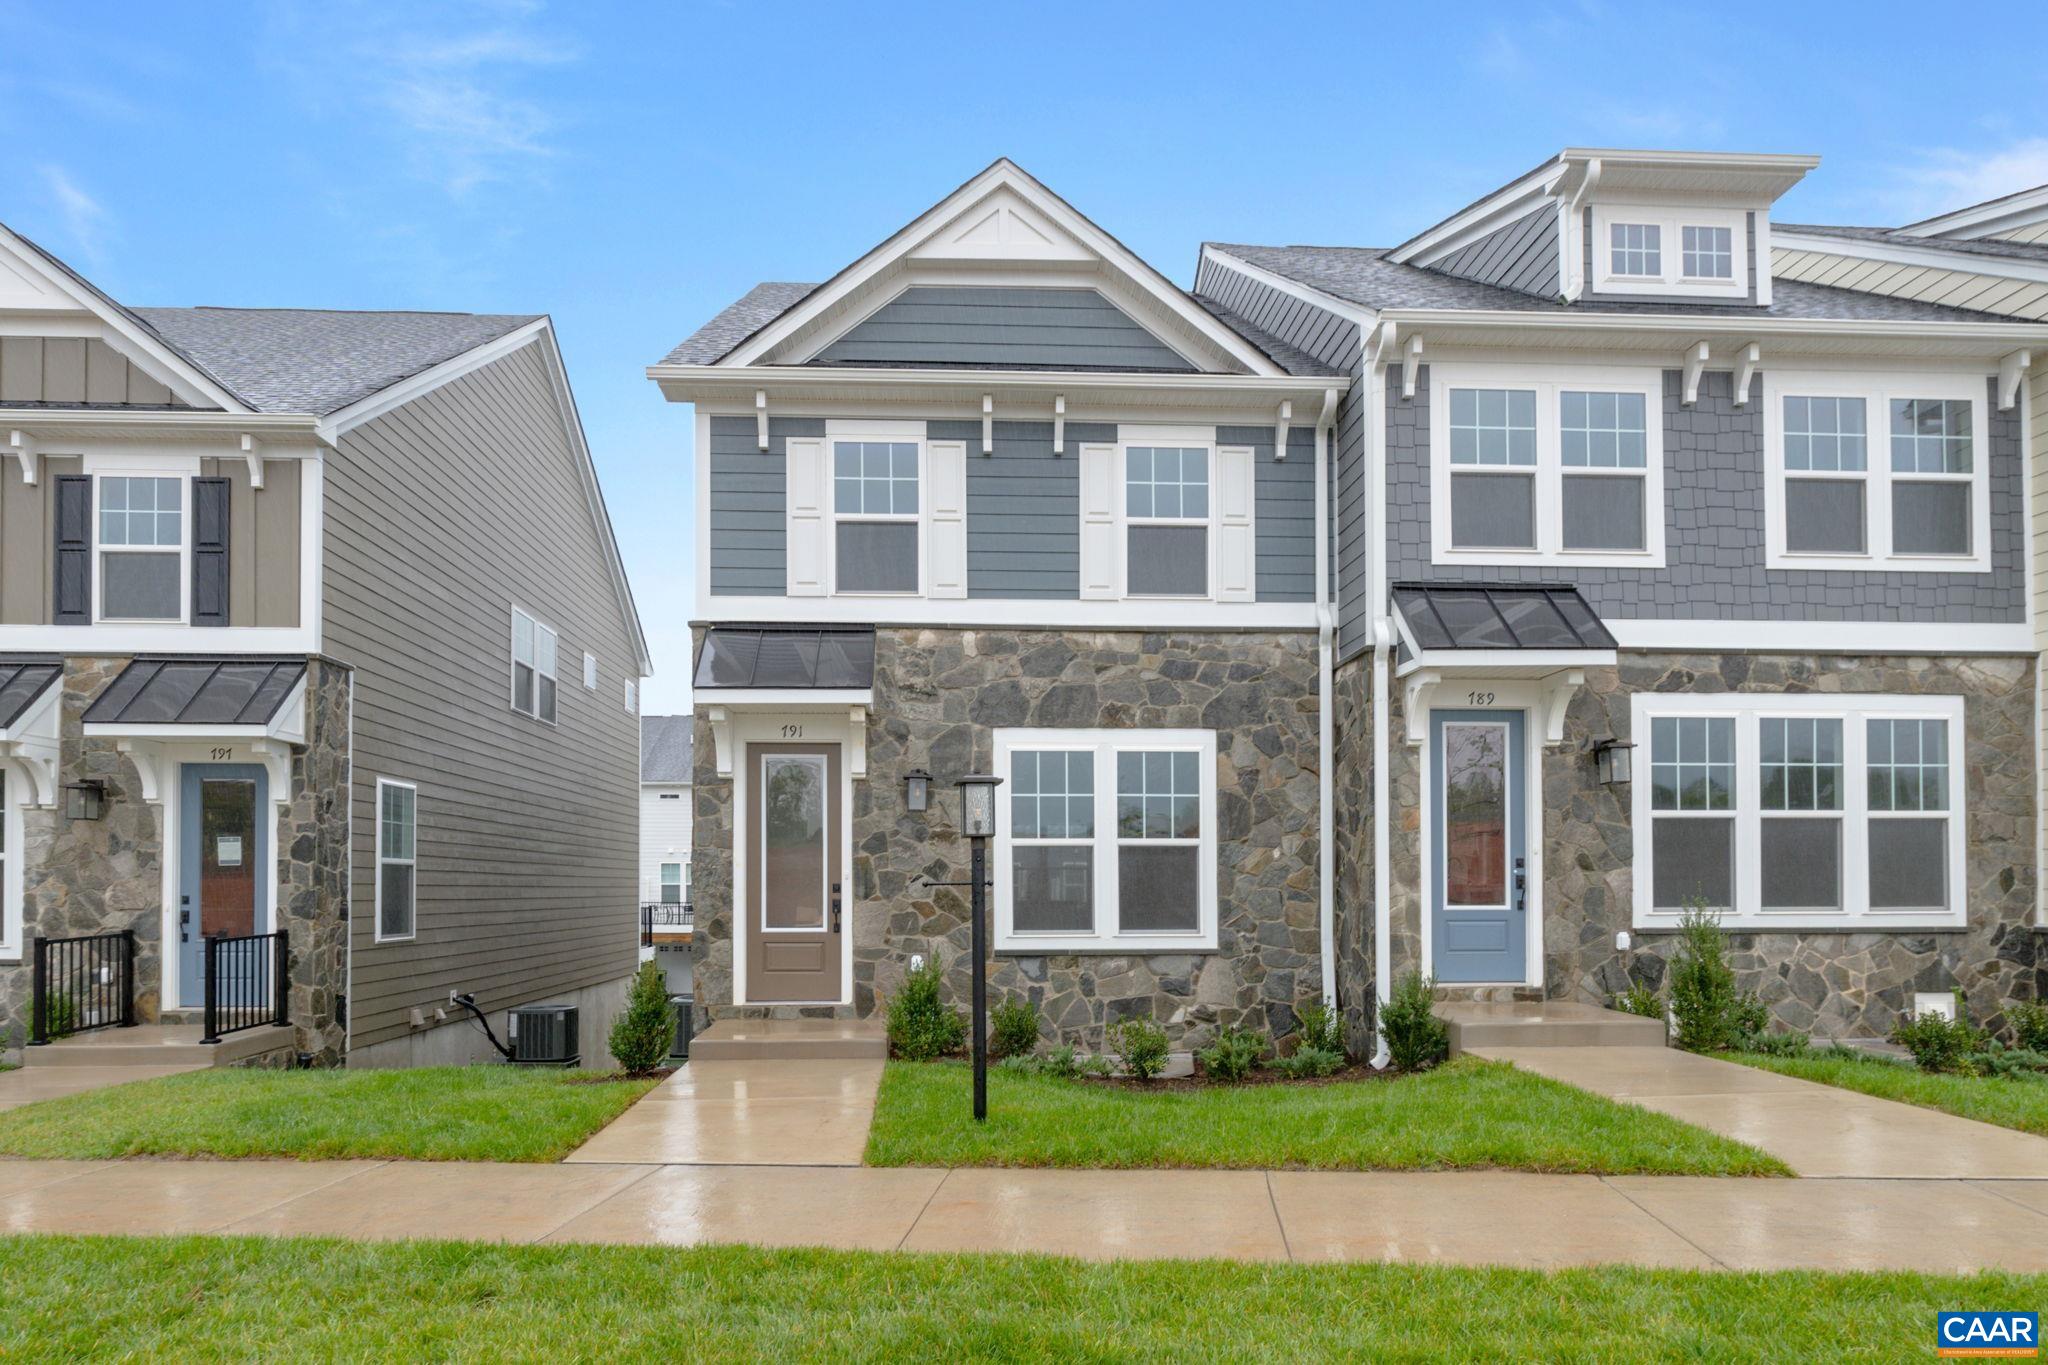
[1364,330,1394,1068]
[1314,386,1340,1011]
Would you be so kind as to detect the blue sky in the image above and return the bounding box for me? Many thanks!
[3,0,2044,712]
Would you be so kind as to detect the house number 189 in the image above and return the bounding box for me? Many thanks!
[1465,692,1495,706]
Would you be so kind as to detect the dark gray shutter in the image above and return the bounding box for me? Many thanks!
[52,475,91,624]
[192,477,230,627]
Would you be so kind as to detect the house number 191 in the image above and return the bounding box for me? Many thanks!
[780,724,804,739]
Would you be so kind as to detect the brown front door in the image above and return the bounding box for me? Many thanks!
[744,743,842,1003]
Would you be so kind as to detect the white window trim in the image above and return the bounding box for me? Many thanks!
[0,764,19,962]
[1591,205,1749,298]
[1429,362,1668,569]
[623,678,638,714]
[1764,369,1991,573]
[826,427,927,598]
[373,776,418,944]
[1629,692,1967,931]
[91,470,191,625]
[659,860,684,904]
[583,651,598,690]
[509,605,559,725]
[993,726,1218,953]
[1119,430,1221,600]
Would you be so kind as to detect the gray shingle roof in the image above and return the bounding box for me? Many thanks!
[1209,243,2041,323]
[1776,222,2048,265]
[1192,296,1344,376]
[659,283,816,366]
[132,306,540,415]
[641,714,694,784]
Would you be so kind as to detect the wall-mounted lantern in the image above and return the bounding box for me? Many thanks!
[1593,738,1635,788]
[903,768,932,814]
[64,779,107,821]
[954,774,1001,839]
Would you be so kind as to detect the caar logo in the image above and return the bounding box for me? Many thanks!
[1939,1312,2039,1358]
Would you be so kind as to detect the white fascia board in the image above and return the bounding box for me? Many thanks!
[718,160,1286,377]
[1199,246,1377,327]
[84,722,271,740]
[1394,647,1617,679]
[1606,618,2034,654]
[652,366,1336,420]
[317,319,550,442]
[699,596,1319,632]
[1772,229,2048,287]
[1386,161,1567,266]
[2,411,321,443]
[693,688,873,709]
[0,625,318,653]
[1900,184,2048,240]
[1376,307,2048,351]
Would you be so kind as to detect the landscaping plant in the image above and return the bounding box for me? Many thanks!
[1112,1016,1170,1081]
[608,961,676,1075]
[1271,1045,1344,1079]
[1379,970,1449,1072]
[1890,991,1988,1074]
[1611,983,1664,1021]
[1042,1043,1081,1080]
[1197,1026,1264,1083]
[886,955,966,1062]
[1668,904,1763,1053]
[2008,1000,2048,1052]
[1295,1000,1345,1056]
[989,997,1041,1061]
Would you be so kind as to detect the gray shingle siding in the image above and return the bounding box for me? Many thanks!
[1580,209,1759,307]
[930,418,1099,599]
[1431,207,1560,298]
[708,414,818,596]
[812,287,1196,372]
[1387,367,2024,622]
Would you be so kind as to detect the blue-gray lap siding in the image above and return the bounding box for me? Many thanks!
[1194,254,1370,654]
[1430,207,1560,298]
[931,418,1098,600]
[811,286,1197,372]
[1386,366,2024,621]
[708,415,819,595]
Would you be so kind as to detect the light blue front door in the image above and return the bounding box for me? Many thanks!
[1430,710,1526,983]
[178,764,269,1006]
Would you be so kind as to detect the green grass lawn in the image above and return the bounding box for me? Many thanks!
[865,1057,1787,1175]
[1731,1049,2048,1138]
[0,1235,2037,1360]
[0,1066,658,1162]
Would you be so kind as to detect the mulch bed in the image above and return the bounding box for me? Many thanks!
[1078,1063,1397,1092]
[563,1067,677,1085]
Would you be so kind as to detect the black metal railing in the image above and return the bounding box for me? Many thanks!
[641,901,694,947]
[29,930,137,1044]
[201,929,289,1044]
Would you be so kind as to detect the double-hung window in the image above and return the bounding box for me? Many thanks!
[832,439,920,593]
[995,728,1217,952]
[96,474,185,622]
[511,607,558,724]
[1432,364,1664,566]
[375,778,417,942]
[1125,445,1210,596]
[1766,373,1988,571]
[660,861,684,905]
[1632,694,1965,929]
[1592,206,1748,298]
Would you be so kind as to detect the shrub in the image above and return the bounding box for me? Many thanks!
[1273,1045,1344,1079]
[1197,1026,1264,1083]
[989,997,1041,1061]
[1740,1028,1812,1057]
[607,961,676,1075]
[1669,904,1744,1053]
[1042,1043,1081,1080]
[1611,983,1664,1021]
[1294,1000,1344,1056]
[886,955,966,1062]
[1890,991,1988,1074]
[1976,1043,2048,1081]
[2007,1000,2048,1053]
[1112,1016,1170,1081]
[993,1054,1040,1075]
[1379,970,1449,1072]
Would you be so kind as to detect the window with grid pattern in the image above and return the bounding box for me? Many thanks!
[1610,222,1661,276]
[1682,225,1733,279]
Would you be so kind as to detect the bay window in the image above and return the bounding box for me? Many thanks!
[1767,373,1988,571]
[995,728,1217,951]
[1632,694,1965,929]
[1431,364,1665,567]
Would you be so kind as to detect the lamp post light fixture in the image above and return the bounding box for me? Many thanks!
[903,768,932,814]
[1593,738,1636,788]
[63,779,107,822]
[953,773,1003,1120]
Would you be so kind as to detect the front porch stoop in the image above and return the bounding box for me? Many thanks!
[23,1023,296,1069]
[1441,1000,1666,1054]
[689,1017,888,1062]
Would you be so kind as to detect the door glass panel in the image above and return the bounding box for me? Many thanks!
[761,754,826,930]
[1443,723,1509,907]
[199,779,257,937]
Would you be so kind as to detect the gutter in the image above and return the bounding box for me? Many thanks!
[1313,385,1340,1013]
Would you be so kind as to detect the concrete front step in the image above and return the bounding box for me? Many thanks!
[690,1018,888,1062]
[24,1023,296,1069]
[1440,1000,1666,1054]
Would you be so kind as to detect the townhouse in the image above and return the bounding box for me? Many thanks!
[657,151,2047,1051]
[0,222,650,1066]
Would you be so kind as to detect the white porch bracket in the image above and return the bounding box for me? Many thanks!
[1538,670,1586,746]
[239,433,267,489]
[1364,318,1398,372]
[1053,395,1065,455]
[981,394,994,455]
[755,389,769,450]
[1273,400,1293,460]
[249,739,295,807]
[116,739,169,805]
[1400,335,1423,401]
[0,680,62,807]
[1999,350,2031,411]
[1682,341,1710,406]
[1733,343,1759,407]
[6,429,38,486]
[1401,669,1441,745]
[848,705,869,778]
[706,706,735,778]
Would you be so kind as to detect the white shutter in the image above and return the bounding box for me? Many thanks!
[785,435,828,597]
[1078,442,1120,600]
[926,439,968,598]
[1215,444,1255,603]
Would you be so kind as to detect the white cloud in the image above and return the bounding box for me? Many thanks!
[1886,138,2048,222]
[39,165,112,265]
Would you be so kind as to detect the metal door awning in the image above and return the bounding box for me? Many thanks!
[693,626,877,781]
[1390,583,1618,745]
[0,657,63,806]
[81,657,310,809]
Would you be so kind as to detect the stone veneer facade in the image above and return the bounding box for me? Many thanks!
[0,656,350,1062]
[1383,651,2041,1038]
[690,627,1327,1051]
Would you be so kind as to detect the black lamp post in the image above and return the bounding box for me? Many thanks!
[954,774,1002,1121]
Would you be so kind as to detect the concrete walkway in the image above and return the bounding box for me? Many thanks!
[0,1064,202,1113]
[1472,1045,2048,1178]
[4,1157,2048,1271]
[564,1060,884,1166]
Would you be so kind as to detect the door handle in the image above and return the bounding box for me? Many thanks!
[1513,857,1526,914]
[831,882,842,935]
[180,902,191,943]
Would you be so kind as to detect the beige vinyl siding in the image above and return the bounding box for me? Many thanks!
[325,340,639,1051]
[198,456,302,627]
[1773,248,2048,321]
[0,454,80,624]
[0,336,184,405]
[1996,224,2048,245]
